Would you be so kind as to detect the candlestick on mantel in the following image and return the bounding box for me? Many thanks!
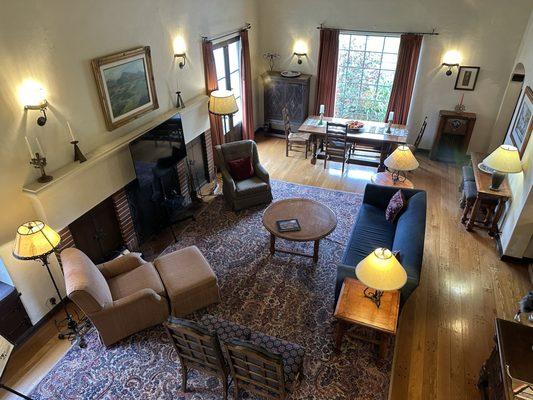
[386,111,394,133]
[318,104,325,125]
[29,152,53,183]
[71,140,87,163]
[66,121,75,141]
[35,137,45,157]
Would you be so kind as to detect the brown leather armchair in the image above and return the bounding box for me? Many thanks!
[61,248,169,346]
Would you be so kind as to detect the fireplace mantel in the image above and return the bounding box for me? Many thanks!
[22,94,210,230]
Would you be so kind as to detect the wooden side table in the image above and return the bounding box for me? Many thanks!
[466,152,511,237]
[334,278,400,358]
[371,172,414,189]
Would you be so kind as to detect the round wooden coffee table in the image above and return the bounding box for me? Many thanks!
[262,198,337,263]
[371,172,414,189]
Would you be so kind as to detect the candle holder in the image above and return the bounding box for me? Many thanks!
[30,153,53,183]
[318,112,324,126]
[386,121,392,134]
[454,103,466,113]
[70,141,87,163]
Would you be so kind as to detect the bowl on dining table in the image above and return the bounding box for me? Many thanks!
[347,120,364,132]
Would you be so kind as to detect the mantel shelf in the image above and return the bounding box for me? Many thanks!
[23,95,208,195]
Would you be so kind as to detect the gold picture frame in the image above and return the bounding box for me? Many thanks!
[91,46,159,131]
[506,86,532,158]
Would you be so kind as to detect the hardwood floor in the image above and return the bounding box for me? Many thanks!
[1,134,530,400]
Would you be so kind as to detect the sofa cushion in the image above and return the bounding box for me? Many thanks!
[62,248,113,314]
[235,176,269,195]
[250,331,305,384]
[385,190,406,222]
[227,156,255,181]
[107,262,166,300]
[341,203,395,267]
[392,192,426,284]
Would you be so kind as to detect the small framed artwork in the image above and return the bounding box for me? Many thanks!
[506,86,533,158]
[276,219,301,232]
[91,46,159,131]
[454,66,480,91]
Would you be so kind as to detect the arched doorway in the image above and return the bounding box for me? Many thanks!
[489,63,525,150]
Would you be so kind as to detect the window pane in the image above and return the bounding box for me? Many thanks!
[366,36,384,52]
[228,41,240,73]
[364,52,382,69]
[339,34,351,50]
[214,47,225,81]
[233,97,243,126]
[230,71,241,97]
[384,36,400,53]
[381,53,398,70]
[350,35,366,51]
[379,70,395,86]
[217,78,227,90]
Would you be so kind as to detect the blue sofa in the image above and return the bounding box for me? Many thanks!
[335,184,427,307]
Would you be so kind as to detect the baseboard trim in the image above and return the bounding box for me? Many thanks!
[495,235,533,264]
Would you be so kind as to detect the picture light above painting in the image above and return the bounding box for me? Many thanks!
[91,46,159,131]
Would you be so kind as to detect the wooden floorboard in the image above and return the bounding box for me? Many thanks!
[0,134,530,400]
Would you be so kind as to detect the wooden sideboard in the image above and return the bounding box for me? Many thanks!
[430,110,476,163]
[0,282,32,345]
[478,318,533,399]
[262,71,311,131]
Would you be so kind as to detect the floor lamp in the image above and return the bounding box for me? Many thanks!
[13,221,87,348]
[208,89,239,195]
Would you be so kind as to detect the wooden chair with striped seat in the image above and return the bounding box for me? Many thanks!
[164,317,230,400]
[324,122,350,173]
[282,107,310,158]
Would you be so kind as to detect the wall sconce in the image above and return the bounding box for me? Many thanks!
[20,80,48,126]
[173,36,187,69]
[293,41,308,64]
[442,50,462,76]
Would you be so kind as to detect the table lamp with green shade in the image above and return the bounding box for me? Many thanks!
[384,145,419,182]
[355,248,407,308]
[12,221,86,347]
[482,144,522,191]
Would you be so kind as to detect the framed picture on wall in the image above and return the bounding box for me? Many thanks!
[506,86,533,158]
[91,46,159,131]
[454,66,480,91]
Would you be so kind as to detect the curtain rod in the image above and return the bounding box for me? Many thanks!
[203,23,251,42]
[317,24,439,36]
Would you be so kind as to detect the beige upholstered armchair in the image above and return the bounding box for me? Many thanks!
[215,140,273,211]
[61,248,169,346]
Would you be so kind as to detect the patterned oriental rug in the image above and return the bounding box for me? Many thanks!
[31,180,394,400]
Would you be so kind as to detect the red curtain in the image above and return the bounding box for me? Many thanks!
[385,34,423,125]
[240,29,255,140]
[202,39,224,147]
[314,28,339,117]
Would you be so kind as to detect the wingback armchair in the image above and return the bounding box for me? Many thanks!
[215,140,273,211]
[61,248,169,346]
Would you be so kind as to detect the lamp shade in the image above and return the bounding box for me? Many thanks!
[208,90,238,116]
[355,248,407,291]
[483,145,522,173]
[384,145,419,172]
[13,221,60,260]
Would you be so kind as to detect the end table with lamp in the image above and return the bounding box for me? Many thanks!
[372,145,418,189]
[12,221,87,348]
[333,248,406,358]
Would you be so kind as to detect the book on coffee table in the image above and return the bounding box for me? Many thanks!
[276,219,301,232]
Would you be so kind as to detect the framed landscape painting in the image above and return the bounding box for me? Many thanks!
[92,46,159,131]
[506,86,532,158]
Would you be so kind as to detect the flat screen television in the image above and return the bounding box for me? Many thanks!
[127,112,188,244]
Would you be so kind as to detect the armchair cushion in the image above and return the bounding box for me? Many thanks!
[97,252,146,280]
[235,177,270,195]
[107,262,166,300]
[227,156,255,181]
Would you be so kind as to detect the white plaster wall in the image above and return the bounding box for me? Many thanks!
[0,0,259,323]
[256,0,532,149]
[498,11,533,259]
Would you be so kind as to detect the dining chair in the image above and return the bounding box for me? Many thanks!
[164,317,230,400]
[282,107,310,158]
[410,116,428,152]
[324,122,350,173]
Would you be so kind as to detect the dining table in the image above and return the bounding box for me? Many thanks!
[298,116,409,171]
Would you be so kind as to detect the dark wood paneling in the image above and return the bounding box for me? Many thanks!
[0,282,32,345]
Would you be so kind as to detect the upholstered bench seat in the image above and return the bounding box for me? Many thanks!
[154,246,220,317]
